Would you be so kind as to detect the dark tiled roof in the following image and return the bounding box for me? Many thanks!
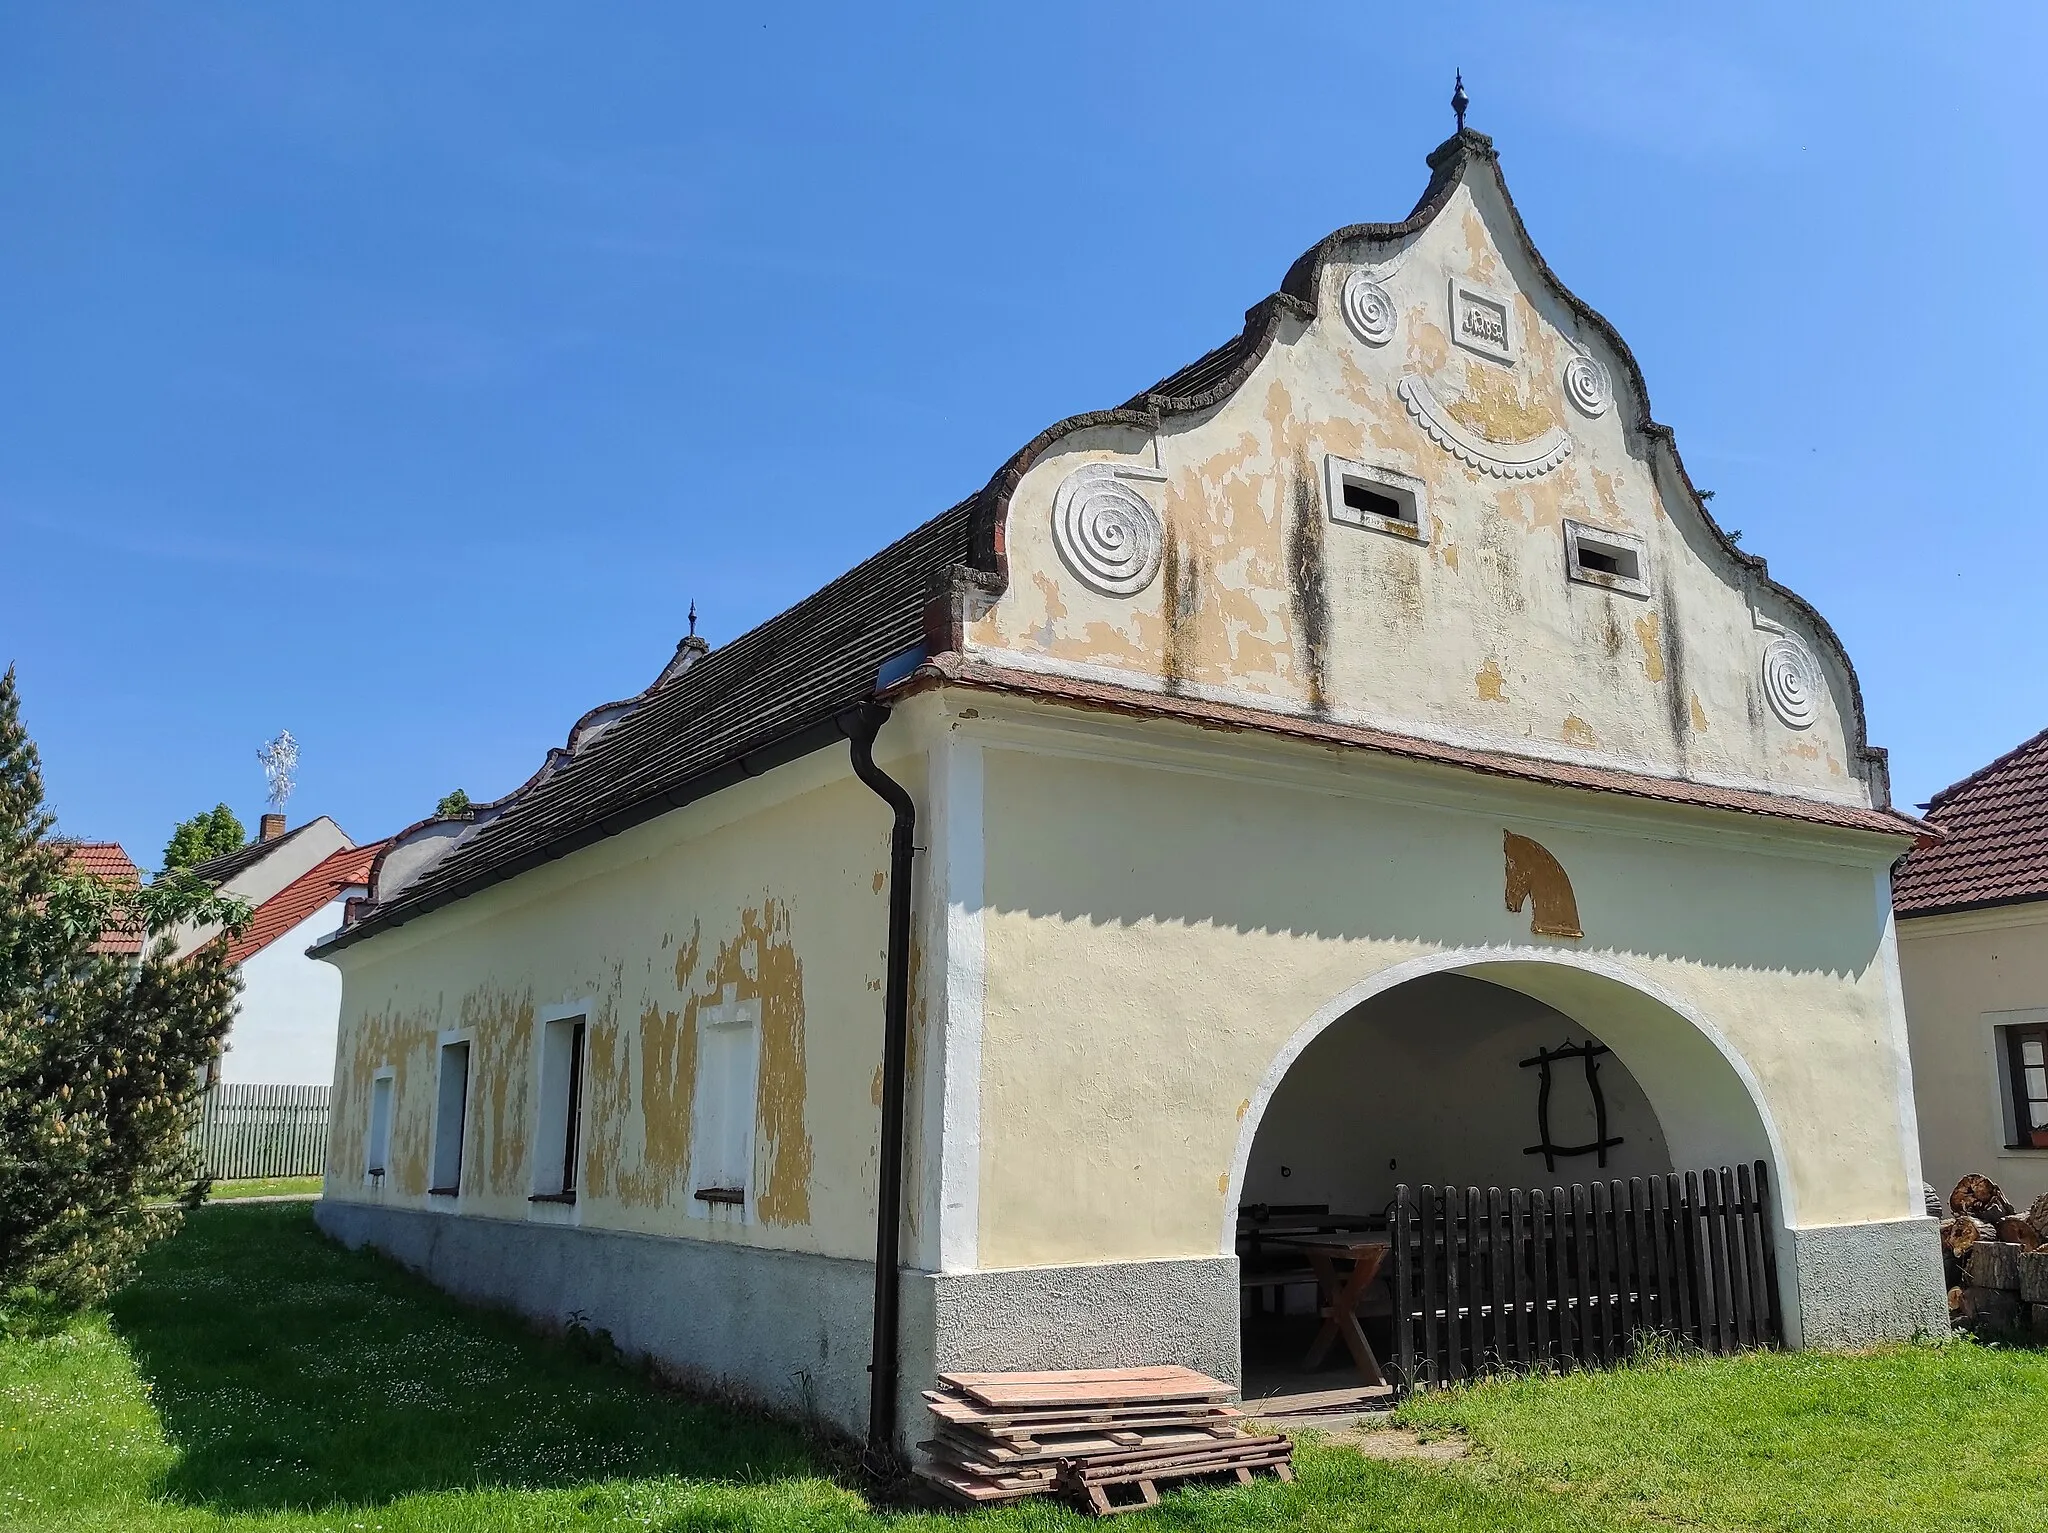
[188,821,317,886]
[226,842,384,966]
[1893,727,2048,917]
[327,128,1903,953]
[331,499,975,946]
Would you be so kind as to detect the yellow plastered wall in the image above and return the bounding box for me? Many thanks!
[970,168,1871,810]
[969,732,1914,1271]
[1897,905,2048,1209]
[322,750,921,1260]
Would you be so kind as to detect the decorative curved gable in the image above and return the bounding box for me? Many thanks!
[946,128,1890,813]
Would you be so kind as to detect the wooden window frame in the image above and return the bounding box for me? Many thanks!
[2004,1023,2048,1150]
[529,1006,589,1206]
[429,1036,471,1197]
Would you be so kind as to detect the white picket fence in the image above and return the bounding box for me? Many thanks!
[188,1083,329,1180]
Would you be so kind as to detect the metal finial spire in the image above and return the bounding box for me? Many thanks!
[1452,70,1469,132]
[257,729,299,811]
[688,600,698,638]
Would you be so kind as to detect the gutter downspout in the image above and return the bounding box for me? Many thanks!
[844,702,915,1456]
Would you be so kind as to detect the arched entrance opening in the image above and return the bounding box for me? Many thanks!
[1231,953,1784,1404]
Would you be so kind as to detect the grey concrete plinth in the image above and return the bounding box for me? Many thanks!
[1788,1215,1949,1347]
[314,1200,878,1437]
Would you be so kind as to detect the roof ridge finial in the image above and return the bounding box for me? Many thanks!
[1452,69,1469,133]
[688,600,698,638]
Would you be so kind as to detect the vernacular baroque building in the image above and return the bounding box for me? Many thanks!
[313,120,1948,1447]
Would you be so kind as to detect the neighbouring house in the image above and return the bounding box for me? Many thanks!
[216,840,385,1085]
[168,813,364,1087]
[167,812,355,960]
[1895,729,2048,1210]
[311,117,1948,1448]
[57,840,145,960]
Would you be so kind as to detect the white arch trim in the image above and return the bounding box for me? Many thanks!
[1217,944,1798,1256]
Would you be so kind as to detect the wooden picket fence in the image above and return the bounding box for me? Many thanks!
[188,1083,330,1181]
[1389,1161,1778,1390]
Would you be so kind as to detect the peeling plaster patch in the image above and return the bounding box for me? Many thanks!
[1461,209,1505,284]
[1476,658,1509,702]
[1445,363,1555,444]
[1635,611,1666,684]
[337,1001,439,1194]
[1504,830,1584,939]
[1237,1098,1252,1122]
[872,870,886,894]
[1591,467,1627,526]
[457,984,537,1198]
[1690,693,1711,732]
[1028,571,1067,650]
[1562,715,1597,748]
[727,901,814,1227]
[871,1062,884,1107]
[1161,524,1204,695]
[1440,542,1460,573]
[1285,459,1330,715]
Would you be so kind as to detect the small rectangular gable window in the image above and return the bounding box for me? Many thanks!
[366,1073,394,1178]
[2005,1024,2048,1149]
[1324,454,1430,544]
[531,1015,587,1202]
[1343,480,1407,524]
[430,1039,470,1195]
[689,991,759,1218]
[1563,519,1651,599]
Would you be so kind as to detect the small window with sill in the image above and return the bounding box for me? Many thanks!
[531,1015,587,1204]
[1324,455,1430,544]
[689,989,759,1219]
[1563,519,1650,600]
[365,1070,394,1182]
[429,1039,470,1196]
[2005,1024,2048,1149]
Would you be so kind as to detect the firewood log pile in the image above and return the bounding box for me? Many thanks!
[1941,1175,2048,1335]
[914,1366,1293,1515]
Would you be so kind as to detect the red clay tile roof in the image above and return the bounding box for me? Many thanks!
[907,656,1931,842]
[225,842,385,966]
[1893,727,2048,918]
[57,841,145,955]
[59,841,141,885]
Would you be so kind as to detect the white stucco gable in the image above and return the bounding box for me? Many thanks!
[960,129,1885,813]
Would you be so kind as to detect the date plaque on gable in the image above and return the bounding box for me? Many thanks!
[1449,278,1515,365]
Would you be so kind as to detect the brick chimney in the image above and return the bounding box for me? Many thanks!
[259,813,287,842]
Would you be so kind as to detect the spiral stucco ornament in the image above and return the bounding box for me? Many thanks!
[1051,465,1164,597]
[1760,636,1822,730]
[1563,353,1612,418]
[1341,270,1398,347]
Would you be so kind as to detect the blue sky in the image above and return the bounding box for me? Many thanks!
[3,4,2041,865]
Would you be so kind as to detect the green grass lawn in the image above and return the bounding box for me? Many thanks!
[2,1203,2045,1532]
[206,1178,324,1201]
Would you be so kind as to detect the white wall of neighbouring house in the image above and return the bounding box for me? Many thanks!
[1897,902,2048,1210]
[220,896,352,1086]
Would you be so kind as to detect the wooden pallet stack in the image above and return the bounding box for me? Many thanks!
[915,1366,1293,1516]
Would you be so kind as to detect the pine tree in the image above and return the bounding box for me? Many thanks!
[0,667,246,1307]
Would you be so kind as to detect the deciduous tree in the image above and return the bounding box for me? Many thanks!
[162,803,245,871]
